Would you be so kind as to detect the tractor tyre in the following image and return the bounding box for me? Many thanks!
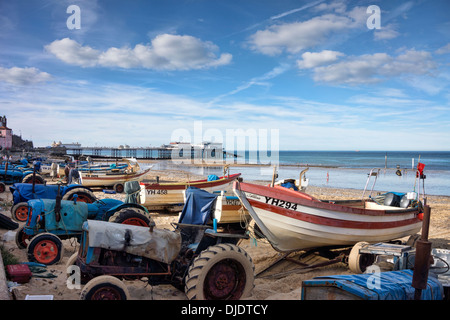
[65,252,78,271]
[15,226,32,249]
[184,243,255,300]
[62,187,96,203]
[0,182,5,193]
[66,252,90,285]
[80,275,130,300]
[348,241,375,274]
[27,233,64,265]
[113,183,124,193]
[108,207,153,227]
[11,202,29,222]
[22,173,45,184]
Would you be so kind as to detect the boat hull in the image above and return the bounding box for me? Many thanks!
[139,173,241,209]
[233,182,422,252]
[80,168,151,188]
[213,194,249,224]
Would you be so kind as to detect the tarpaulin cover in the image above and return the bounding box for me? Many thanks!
[0,169,24,177]
[280,181,298,191]
[85,220,181,264]
[207,175,219,181]
[178,187,218,225]
[124,180,140,204]
[27,199,88,232]
[306,269,443,300]
[10,183,76,205]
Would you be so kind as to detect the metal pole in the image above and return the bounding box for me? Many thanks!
[385,152,387,170]
[412,205,432,300]
[32,165,36,193]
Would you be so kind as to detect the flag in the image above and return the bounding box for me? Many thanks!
[416,162,425,178]
[417,162,425,174]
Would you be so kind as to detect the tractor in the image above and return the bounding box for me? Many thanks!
[16,194,152,265]
[68,187,255,300]
[10,183,96,222]
[0,163,45,193]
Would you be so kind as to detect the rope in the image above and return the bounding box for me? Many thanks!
[238,201,270,247]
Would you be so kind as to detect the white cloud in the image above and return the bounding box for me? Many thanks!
[45,34,232,70]
[306,49,437,85]
[374,23,400,40]
[45,38,100,67]
[312,53,390,84]
[297,50,344,69]
[248,5,366,55]
[3,77,448,150]
[270,0,326,20]
[435,43,450,55]
[0,66,51,85]
[248,15,351,55]
[209,64,290,104]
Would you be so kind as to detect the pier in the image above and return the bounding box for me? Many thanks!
[66,146,171,159]
[63,142,234,160]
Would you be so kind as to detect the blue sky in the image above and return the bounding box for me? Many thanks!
[1,0,449,151]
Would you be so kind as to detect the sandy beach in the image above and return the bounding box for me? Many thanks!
[0,164,449,301]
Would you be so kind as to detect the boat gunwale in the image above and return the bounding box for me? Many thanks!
[235,181,421,217]
[80,168,151,181]
[247,198,421,230]
[141,173,241,190]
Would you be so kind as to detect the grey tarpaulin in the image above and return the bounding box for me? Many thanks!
[124,180,141,204]
[85,220,181,264]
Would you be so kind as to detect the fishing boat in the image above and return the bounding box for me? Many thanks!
[139,173,242,211]
[233,176,423,252]
[53,161,129,177]
[213,191,250,224]
[80,158,151,193]
[77,162,129,172]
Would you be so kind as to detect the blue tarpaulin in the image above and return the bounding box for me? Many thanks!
[303,269,443,300]
[280,181,299,191]
[10,183,78,205]
[178,187,218,225]
[207,174,219,181]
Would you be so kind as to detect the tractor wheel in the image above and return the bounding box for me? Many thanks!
[184,243,255,300]
[15,226,32,249]
[113,183,124,193]
[27,233,64,265]
[0,182,5,193]
[65,252,78,271]
[22,173,45,184]
[11,202,29,222]
[62,187,96,203]
[80,275,130,300]
[348,241,375,274]
[66,252,90,285]
[108,207,153,227]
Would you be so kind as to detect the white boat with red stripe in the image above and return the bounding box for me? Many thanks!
[233,181,423,252]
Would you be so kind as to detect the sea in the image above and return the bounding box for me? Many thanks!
[144,151,450,196]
